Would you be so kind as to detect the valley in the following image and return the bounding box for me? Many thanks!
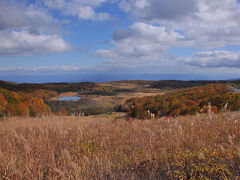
[1,79,240,117]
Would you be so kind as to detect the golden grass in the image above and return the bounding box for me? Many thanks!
[85,92,166,106]
[99,82,138,89]
[0,112,240,179]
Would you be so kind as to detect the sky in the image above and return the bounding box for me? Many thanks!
[1,0,240,83]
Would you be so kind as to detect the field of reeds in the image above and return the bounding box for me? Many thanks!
[0,112,240,179]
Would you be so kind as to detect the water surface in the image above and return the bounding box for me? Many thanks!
[58,96,81,101]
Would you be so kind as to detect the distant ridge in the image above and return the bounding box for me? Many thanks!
[0,80,18,90]
[1,73,237,83]
[0,79,240,93]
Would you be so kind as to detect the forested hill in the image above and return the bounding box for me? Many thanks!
[0,88,50,117]
[0,80,98,99]
[148,80,230,89]
[0,79,236,93]
[124,84,240,119]
[0,80,97,92]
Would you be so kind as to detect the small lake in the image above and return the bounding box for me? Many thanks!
[58,96,81,101]
[231,87,240,93]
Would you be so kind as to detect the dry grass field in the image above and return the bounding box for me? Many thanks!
[85,92,166,107]
[0,112,240,179]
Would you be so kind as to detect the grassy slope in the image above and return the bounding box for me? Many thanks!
[0,112,240,179]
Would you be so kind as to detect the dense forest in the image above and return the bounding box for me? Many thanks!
[0,88,50,117]
[123,84,240,119]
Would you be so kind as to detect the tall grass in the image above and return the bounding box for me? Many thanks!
[0,112,240,179]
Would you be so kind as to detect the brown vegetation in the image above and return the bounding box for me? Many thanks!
[124,84,240,119]
[0,112,240,179]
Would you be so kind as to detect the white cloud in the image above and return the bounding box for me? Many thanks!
[0,1,59,34]
[95,22,184,59]
[0,66,95,72]
[42,0,66,9]
[119,0,196,21]
[0,31,72,56]
[44,0,110,21]
[95,0,240,71]
[74,6,110,20]
[185,51,240,68]
[44,0,107,8]
[118,0,240,49]
[0,1,73,56]
[77,6,96,20]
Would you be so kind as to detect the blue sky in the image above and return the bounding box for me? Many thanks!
[1,0,240,82]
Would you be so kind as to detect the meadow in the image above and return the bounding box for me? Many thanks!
[0,111,240,179]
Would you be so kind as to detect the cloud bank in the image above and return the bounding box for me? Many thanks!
[185,51,240,68]
[0,31,72,56]
[96,0,240,70]
[96,22,184,59]
[0,66,95,73]
[0,1,72,56]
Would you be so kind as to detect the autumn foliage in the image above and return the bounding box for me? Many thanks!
[0,88,50,117]
[123,84,240,119]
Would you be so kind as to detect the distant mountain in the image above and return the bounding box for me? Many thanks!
[1,73,236,83]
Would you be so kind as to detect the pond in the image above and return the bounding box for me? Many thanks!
[57,96,81,101]
[231,87,240,93]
